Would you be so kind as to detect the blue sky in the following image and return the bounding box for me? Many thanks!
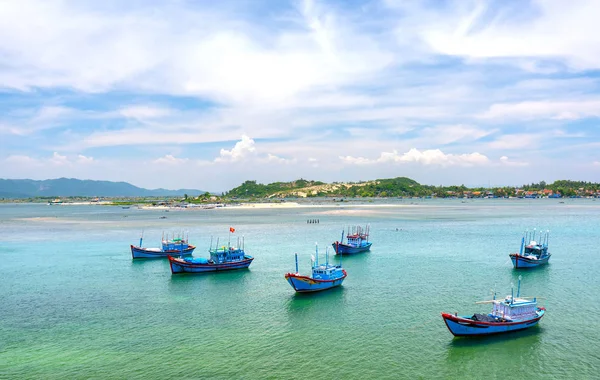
[1,0,600,192]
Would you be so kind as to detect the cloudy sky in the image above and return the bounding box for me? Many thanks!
[1,0,600,192]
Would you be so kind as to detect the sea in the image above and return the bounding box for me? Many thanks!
[1,199,599,379]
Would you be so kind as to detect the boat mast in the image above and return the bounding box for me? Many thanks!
[139,230,144,247]
[520,234,525,255]
[295,253,299,273]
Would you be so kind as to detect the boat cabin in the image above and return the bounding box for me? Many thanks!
[162,238,190,251]
[209,247,245,263]
[311,264,343,280]
[523,241,548,258]
[491,296,538,321]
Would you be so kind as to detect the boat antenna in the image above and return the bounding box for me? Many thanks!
[511,282,514,304]
[315,243,319,266]
[517,275,522,297]
[295,253,299,273]
[326,246,329,267]
[140,230,144,248]
[210,236,213,250]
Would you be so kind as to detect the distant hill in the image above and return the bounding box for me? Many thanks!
[226,177,433,198]
[0,178,206,198]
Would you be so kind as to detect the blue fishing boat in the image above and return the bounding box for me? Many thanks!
[442,277,545,337]
[332,225,372,255]
[168,232,253,274]
[130,232,195,259]
[285,245,347,293]
[509,229,551,268]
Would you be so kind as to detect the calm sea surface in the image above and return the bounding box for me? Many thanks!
[1,200,599,379]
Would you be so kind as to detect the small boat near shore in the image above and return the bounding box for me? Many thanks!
[168,231,253,274]
[332,225,372,255]
[285,245,347,293]
[131,233,195,259]
[510,229,551,268]
[441,277,545,337]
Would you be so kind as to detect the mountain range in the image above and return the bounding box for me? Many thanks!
[0,178,206,198]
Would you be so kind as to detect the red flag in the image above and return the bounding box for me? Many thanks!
[230,227,235,233]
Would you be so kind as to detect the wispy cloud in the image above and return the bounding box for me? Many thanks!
[341,148,489,167]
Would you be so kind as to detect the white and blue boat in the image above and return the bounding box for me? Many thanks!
[131,233,195,259]
[332,225,372,255]
[509,229,551,268]
[168,234,253,274]
[285,245,347,293]
[442,277,545,337]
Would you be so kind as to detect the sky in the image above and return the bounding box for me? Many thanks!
[1,0,600,192]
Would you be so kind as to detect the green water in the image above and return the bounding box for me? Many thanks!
[1,200,599,379]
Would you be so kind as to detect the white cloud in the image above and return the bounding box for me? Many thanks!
[153,155,189,165]
[50,152,69,165]
[593,161,600,166]
[0,0,393,106]
[77,154,94,164]
[266,154,296,164]
[341,148,489,166]
[423,1,600,71]
[215,135,257,163]
[120,106,172,120]
[480,100,600,120]
[488,134,540,150]
[5,155,39,165]
[4,152,94,167]
[418,124,495,145]
[500,156,529,167]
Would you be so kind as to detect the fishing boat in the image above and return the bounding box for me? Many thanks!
[441,277,545,337]
[168,232,253,274]
[332,225,372,255]
[285,245,347,293]
[509,229,551,268]
[130,232,195,259]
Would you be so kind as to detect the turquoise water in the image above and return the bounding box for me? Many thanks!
[1,200,599,379]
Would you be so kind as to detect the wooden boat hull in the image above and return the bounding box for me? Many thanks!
[285,271,347,293]
[441,309,545,336]
[509,253,551,268]
[131,245,195,259]
[168,255,254,274]
[332,242,372,255]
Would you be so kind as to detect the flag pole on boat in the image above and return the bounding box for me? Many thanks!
[315,243,319,266]
[139,230,144,248]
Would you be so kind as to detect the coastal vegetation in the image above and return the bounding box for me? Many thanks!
[224,178,600,199]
